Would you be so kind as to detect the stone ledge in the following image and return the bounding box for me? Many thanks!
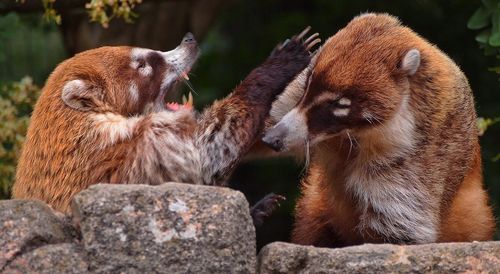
[258,241,500,273]
[1,184,499,273]
[0,200,75,271]
[1,183,256,274]
[73,183,256,274]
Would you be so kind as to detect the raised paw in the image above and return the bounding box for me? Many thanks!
[250,193,286,227]
[270,27,321,59]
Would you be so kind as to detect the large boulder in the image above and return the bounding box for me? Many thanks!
[258,241,500,273]
[0,200,74,270]
[72,183,256,274]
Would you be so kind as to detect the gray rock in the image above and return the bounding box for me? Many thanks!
[2,243,89,274]
[258,241,500,273]
[0,200,74,270]
[72,183,256,274]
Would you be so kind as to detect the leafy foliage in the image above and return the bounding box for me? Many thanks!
[41,0,61,24]
[0,77,40,198]
[469,1,500,161]
[17,0,143,27]
[85,0,143,28]
[477,117,500,136]
[468,0,500,65]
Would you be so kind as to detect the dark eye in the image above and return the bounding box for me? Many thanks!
[328,100,338,107]
[137,61,146,69]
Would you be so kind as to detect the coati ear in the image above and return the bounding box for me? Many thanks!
[61,79,103,111]
[400,49,420,76]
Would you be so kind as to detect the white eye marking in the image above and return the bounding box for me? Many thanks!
[338,97,351,106]
[129,82,139,102]
[130,60,140,69]
[333,108,350,117]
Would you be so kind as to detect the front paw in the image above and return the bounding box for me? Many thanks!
[270,27,321,62]
[250,193,286,227]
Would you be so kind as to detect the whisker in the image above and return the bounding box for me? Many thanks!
[346,131,354,160]
[182,79,198,95]
[300,138,311,176]
[351,133,359,146]
[371,115,383,126]
[174,68,199,95]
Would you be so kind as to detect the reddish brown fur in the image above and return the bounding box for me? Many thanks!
[13,33,315,212]
[266,13,494,245]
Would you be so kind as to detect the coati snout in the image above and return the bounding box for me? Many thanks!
[61,32,199,116]
[263,44,421,152]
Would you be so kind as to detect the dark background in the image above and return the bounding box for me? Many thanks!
[1,0,498,248]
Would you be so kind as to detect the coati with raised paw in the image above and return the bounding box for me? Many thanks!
[263,13,495,245]
[13,30,320,223]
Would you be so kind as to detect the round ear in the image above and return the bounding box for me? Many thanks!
[400,48,420,76]
[61,79,102,111]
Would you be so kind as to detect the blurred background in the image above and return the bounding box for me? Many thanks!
[1,0,499,248]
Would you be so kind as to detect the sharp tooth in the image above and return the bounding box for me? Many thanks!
[182,94,187,104]
[181,71,189,80]
[187,92,193,106]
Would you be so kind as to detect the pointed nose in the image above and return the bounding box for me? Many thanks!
[182,32,196,44]
[262,135,284,152]
[262,126,287,152]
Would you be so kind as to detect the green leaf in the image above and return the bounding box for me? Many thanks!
[493,153,500,162]
[482,0,499,11]
[490,10,500,46]
[476,29,491,43]
[468,6,493,30]
[490,32,500,46]
[483,43,498,55]
[488,66,500,73]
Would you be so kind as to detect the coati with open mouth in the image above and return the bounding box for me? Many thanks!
[13,30,320,224]
[263,13,494,245]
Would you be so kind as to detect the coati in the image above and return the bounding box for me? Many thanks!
[263,13,495,245]
[13,30,320,218]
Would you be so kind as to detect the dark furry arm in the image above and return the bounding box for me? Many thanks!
[195,28,319,185]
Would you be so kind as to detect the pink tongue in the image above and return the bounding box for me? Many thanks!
[166,102,193,111]
[166,102,181,111]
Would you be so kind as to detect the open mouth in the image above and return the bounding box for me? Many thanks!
[164,67,195,111]
[159,32,199,112]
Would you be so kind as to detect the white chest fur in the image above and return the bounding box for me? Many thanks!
[343,96,438,243]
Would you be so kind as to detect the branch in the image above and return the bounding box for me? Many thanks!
[0,0,185,14]
[0,0,86,13]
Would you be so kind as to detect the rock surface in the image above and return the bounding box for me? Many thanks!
[1,184,499,274]
[0,200,74,271]
[258,241,500,273]
[72,183,256,274]
[3,243,89,274]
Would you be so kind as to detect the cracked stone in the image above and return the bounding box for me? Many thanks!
[72,182,256,274]
[0,200,74,271]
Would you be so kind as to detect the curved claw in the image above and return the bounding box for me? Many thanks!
[304,32,319,45]
[295,26,312,41]
[295,27,321,52]
[306,38,322,51]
